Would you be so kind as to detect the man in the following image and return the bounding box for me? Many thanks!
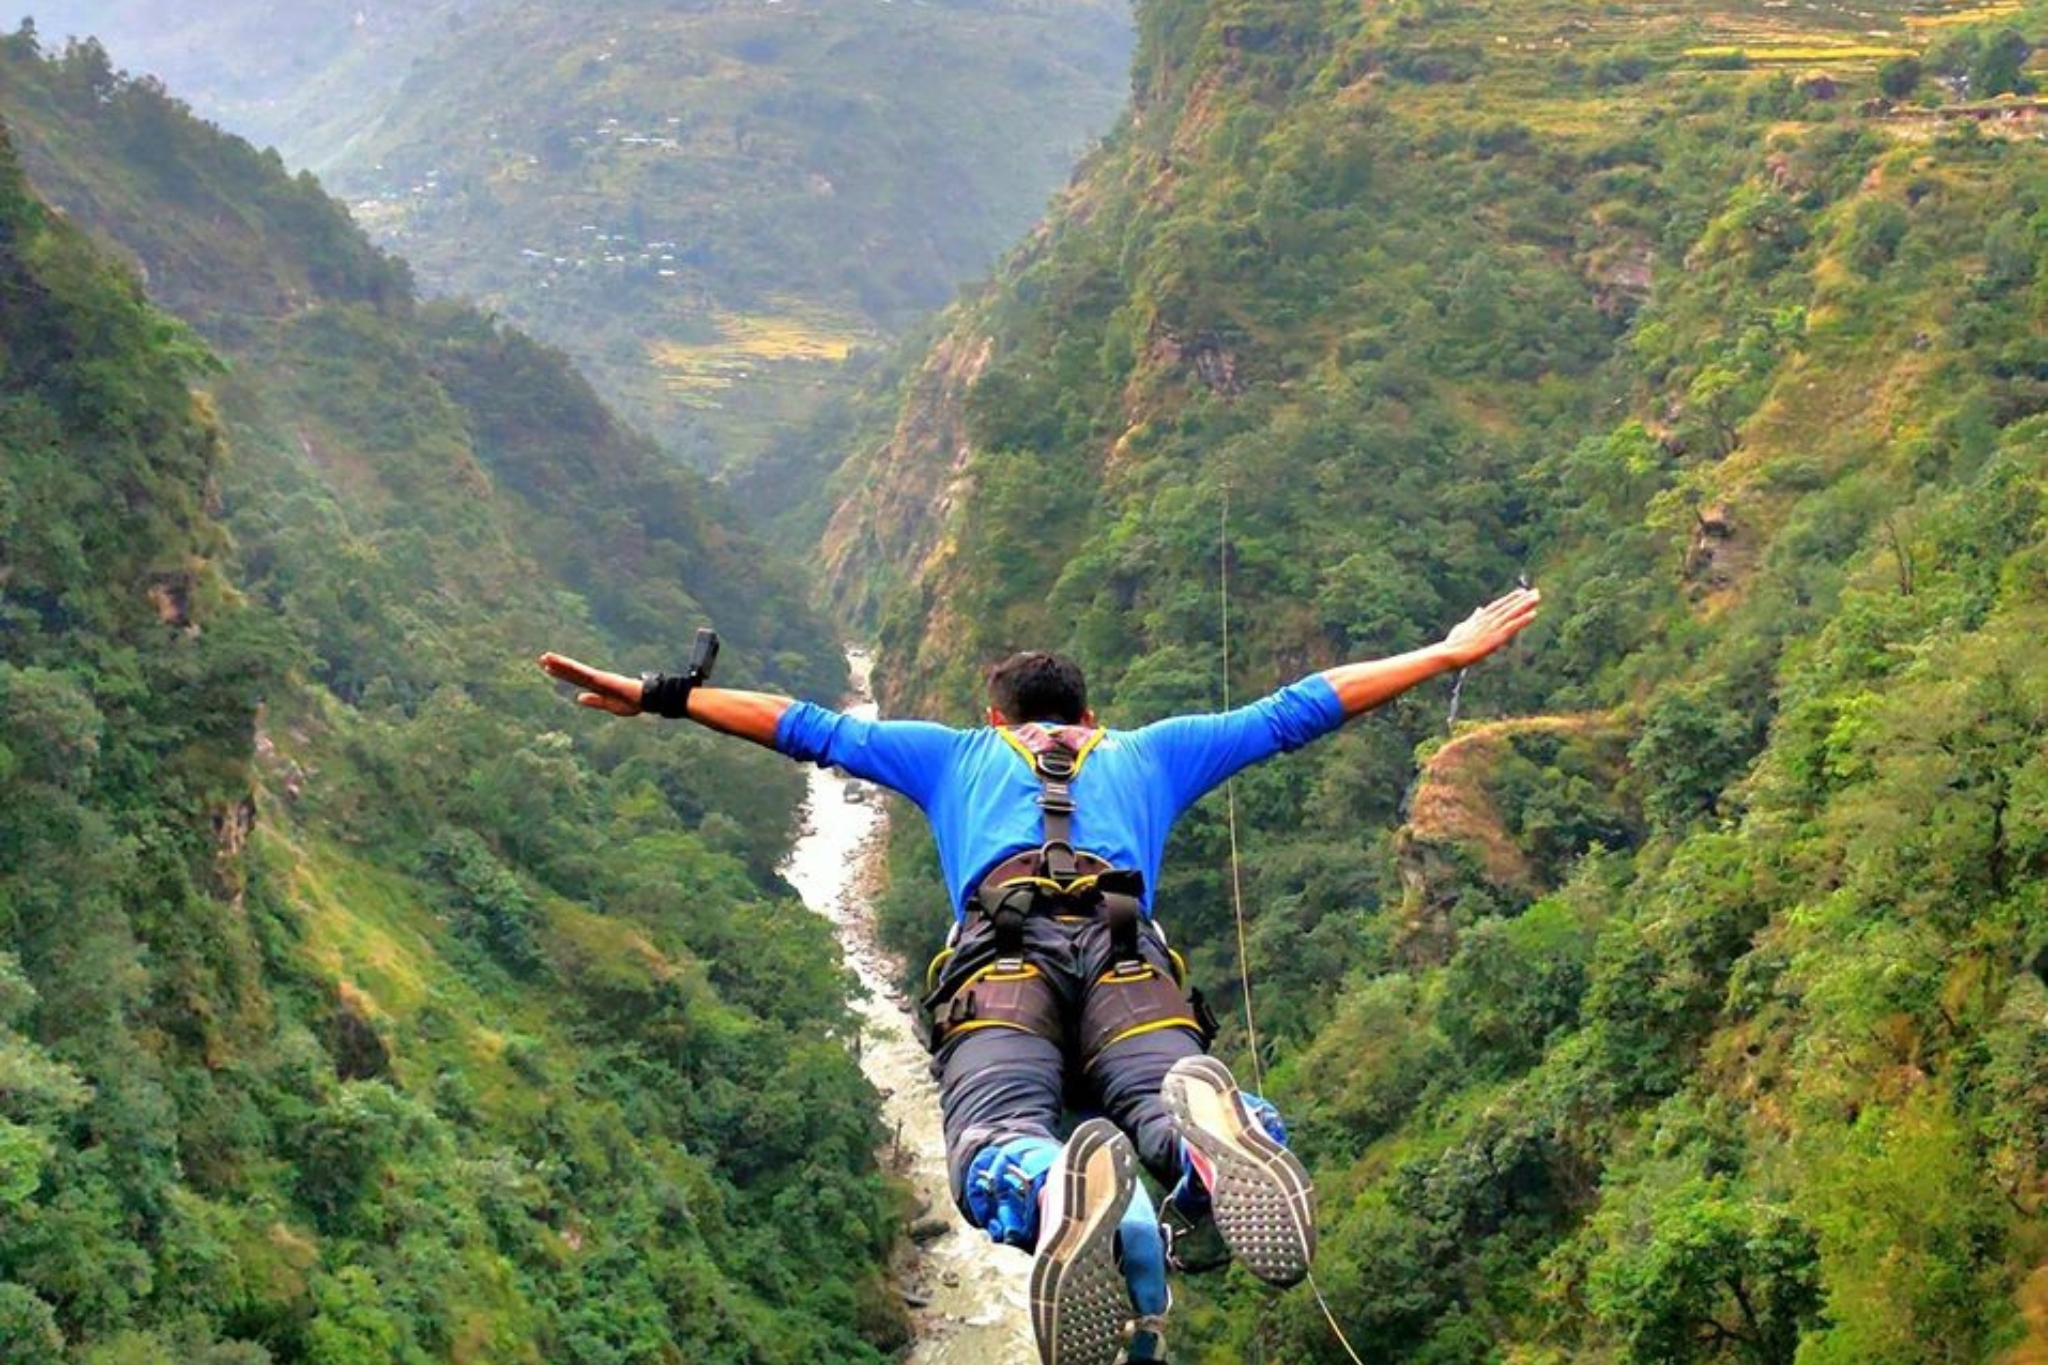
[537,585,1540,1365]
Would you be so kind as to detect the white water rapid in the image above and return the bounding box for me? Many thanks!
[779,649,1037,1365]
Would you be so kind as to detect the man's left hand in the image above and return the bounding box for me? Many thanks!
[1441,586,1542,668]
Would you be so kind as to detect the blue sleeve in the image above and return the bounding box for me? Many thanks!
[1129,676,1346,813]
[774,701,961,808]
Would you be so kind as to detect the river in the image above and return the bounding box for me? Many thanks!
[779,649,1036,1365]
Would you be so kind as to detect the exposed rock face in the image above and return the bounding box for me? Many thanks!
[210,793,259,928]
[214,794,256,863]
[330,981,393,1081]
[1395,713,1637,966]
[1684,501,1739,593]
[149,567,207,637]
[820,327,992,643]
[1587,239,1654,317]
[1149,327,1245,395]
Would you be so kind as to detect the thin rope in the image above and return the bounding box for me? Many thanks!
[1308,1275,1370,1365]
[1218,485,1370,1365]
[1218,486,1266,1096]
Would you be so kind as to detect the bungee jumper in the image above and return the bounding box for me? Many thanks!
[536,585,1540,1365]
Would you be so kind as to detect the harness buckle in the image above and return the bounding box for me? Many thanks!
[1100,890,1143,963]
[1036,750,1077,780]
[1039,839,1080,883]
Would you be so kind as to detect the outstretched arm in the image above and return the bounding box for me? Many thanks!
[536,652,791,748]
[1320,586,1541,718]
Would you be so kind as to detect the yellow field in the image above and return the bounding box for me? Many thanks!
[1905,2,2024,29]
[648,307,868,399]
[1685,42,1916,62]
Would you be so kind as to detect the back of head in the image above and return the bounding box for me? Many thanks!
[987,651,1089,725]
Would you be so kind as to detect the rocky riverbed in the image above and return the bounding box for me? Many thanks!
[779,650,1035,1365]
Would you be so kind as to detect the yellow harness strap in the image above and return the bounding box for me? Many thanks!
[997,723,1107,776]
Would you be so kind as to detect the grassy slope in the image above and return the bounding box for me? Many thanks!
[1,36,901,1364]
[844,1,2048,1360]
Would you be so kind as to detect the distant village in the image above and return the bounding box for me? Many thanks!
[348,112,708,292]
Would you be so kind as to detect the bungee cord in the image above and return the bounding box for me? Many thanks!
[1216,485,1370,1365]
[1218,486,1266,1098]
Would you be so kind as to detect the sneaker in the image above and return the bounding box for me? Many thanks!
[1029,1118,1139,1365]
[1161,1056,1315,1287]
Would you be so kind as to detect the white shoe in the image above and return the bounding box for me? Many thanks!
[1162,1056,1315,1287]
[1029,1118,1138,1365]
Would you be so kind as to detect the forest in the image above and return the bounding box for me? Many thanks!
[8,0,2048,1361]
[2,30,901,1364]
[839,0,2048,1360]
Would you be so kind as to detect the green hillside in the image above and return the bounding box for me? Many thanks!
[5,1,456,157]
[2,30,902,1365]
[835,1,2048,1361]
[19,0,1135,481]
[16,0,2048,1360]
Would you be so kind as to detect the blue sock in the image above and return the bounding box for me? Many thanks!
[1119,1180,1169,1358]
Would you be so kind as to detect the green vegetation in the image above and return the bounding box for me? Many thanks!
[3,31,900,1364]
[16,0,2048,1358]
[837,1,2048,1360]
[20,0,1137,481]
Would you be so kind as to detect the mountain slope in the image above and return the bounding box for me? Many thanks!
[21,0,1135,478]
[2,33,901,1364]
[839,2,2048,1361]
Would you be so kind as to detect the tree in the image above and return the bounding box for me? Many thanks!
[0,1284,64,1365]
[304,1268,405,1365]
[1970,29,2032,99]
[1587,1173,1821,1365]
[1877,56,1922,100]
[1629,686,1759,828]
[1927,32,1980,98]
[3,18,38,61]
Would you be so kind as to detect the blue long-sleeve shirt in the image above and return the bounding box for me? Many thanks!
[775,676,1348,919]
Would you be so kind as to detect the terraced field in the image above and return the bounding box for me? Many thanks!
[647,307,873,410]
[1338,0,2046,139]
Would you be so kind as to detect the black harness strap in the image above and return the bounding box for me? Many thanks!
[1034,738,1081,885]
[921,724,1218,1056]
[975,724,1149,963]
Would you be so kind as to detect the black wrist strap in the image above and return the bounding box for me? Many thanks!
[640,671,696,719]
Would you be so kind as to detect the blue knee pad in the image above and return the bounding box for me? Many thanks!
[970,1133,1170,1356]
[1245,1090,1288,1145]
[964,1135,1060,1248]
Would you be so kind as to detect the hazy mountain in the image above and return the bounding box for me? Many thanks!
[17,0,1136,480]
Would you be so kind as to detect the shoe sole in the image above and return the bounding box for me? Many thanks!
[1030,1118,1137,1365]
[1163,1055,1315,1287]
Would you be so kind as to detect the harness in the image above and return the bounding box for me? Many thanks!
[918,724,1215,1059]
[976,723,1145,962]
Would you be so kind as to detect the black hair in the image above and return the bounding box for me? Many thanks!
[987,651,1089,724]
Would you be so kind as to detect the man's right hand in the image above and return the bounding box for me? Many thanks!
[537,652,644,716]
